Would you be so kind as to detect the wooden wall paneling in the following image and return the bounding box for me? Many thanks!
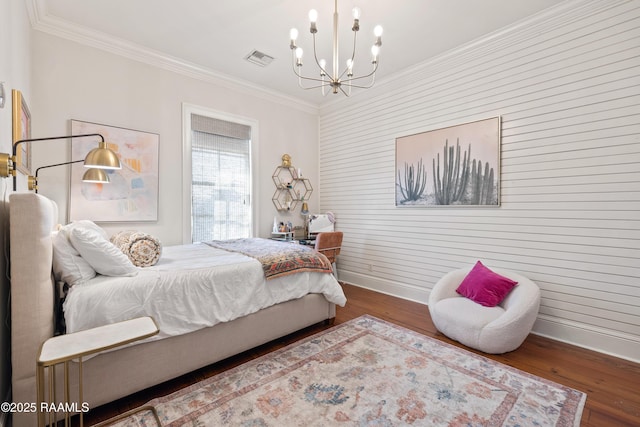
[318,0,640,362]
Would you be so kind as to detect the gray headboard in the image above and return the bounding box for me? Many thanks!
[9,193,58,408]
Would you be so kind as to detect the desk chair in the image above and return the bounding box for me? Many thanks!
[315,232,343,278]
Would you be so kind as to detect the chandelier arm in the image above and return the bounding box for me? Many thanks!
[311,33,332,80]
[292,68,326,84]
[341,81,375,89]
[299,82,335,91]
[295,73,330,85]
[343,60,379,83]
[337,85,351,97]
[343,67,377,89]
[342,75,376,89]
[292,59,378,91]
[337,30,358,82]
[291,52,329,86]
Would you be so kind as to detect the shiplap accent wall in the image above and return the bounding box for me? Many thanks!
[318,0,640,362]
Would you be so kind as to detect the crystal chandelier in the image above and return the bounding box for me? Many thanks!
[289,0,383,96]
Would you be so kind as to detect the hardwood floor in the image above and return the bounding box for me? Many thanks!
[83,283,640,426]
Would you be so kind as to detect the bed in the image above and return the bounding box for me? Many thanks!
[9,193,346,426]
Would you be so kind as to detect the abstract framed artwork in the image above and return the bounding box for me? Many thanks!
[395,116,501,207]
[69,120,159,222]
[11,89,32,175]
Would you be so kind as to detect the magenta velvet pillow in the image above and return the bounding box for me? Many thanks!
[456,261,518,307]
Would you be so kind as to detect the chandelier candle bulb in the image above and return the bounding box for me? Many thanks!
[295,47,303,67]
[319,59,327,76]
[352,7,360,31]
[309,9,318,33]
[371,45,380,62]
[374,25,383,47]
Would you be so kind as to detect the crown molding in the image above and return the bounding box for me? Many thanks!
[26,0,319,115]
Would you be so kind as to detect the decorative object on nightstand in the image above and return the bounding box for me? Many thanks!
[271,231,294,241]
[272,154,313,211]
[36,316,160,427]
[271,220,295,241]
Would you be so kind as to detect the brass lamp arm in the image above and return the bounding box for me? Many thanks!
[29,160,84,193]
[0,133,105,191]
[13,133,104,158]
[35,159,84,178]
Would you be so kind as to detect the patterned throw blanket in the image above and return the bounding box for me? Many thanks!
[205,238,332,280]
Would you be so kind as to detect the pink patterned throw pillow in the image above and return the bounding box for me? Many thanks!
[456,261,518,307]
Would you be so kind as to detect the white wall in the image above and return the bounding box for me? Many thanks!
[319,0,640,362]
[0,0,33,413]
[29,33,320,245]
[3,1,321,414]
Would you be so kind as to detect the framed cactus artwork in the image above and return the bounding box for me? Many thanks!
[395,116,501,207]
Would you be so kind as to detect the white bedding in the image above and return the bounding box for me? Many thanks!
[64,243,347,341]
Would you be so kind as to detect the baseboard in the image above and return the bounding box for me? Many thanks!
[341,271,640,364]
[339,271,429,305]
[532,315,639,364]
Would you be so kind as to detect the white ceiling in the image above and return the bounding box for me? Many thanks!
[36,0,562,106]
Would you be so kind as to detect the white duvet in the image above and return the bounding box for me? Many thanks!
[63,243,347,341]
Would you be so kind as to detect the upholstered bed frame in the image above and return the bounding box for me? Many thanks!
[10,193,336,426]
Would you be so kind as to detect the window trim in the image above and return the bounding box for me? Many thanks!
[181,103,260,244]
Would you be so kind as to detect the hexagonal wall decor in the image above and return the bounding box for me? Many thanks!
[272,159,313,211]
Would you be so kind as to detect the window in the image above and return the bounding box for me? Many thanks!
[183,105,256,243]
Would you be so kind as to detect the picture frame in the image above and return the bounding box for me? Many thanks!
[12,89,32,175]
[69,120,160,222]
[395,116,501,207]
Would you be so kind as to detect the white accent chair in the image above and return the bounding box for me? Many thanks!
[428,267,541,354]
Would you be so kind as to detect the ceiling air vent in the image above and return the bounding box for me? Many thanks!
[244,50,274,67]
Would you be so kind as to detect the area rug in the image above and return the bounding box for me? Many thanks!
[108,315,586,426]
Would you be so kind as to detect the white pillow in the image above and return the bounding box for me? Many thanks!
[52,231,96,286]
[69,227,138,277]
[60,220,109,241]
